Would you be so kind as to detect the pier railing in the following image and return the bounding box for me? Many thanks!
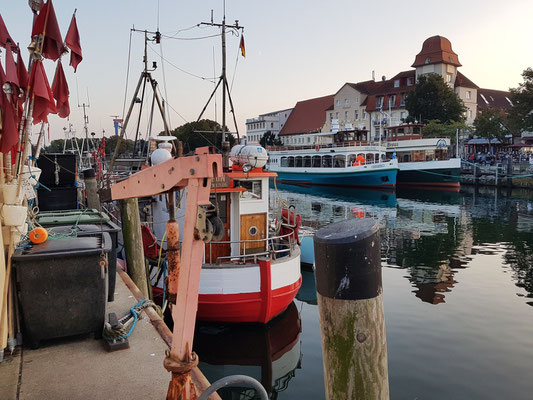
[269,141,373,152]
[206,230,298,264]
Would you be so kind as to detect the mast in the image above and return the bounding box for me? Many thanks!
[199,6,244,168]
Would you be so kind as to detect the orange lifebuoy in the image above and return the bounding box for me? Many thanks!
[352,155,365,166]
[29,227,48,244]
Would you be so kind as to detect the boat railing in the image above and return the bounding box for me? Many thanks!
[269,141,371,152]
[206,230,298,265]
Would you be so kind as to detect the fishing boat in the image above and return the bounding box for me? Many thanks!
[148,144,302,324]
[386,124,461,189]
[266,130,398,188]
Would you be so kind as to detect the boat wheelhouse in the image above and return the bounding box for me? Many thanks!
[386,124,461,189]
[266,130,398,188]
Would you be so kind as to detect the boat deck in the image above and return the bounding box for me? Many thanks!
[0,271,219,400]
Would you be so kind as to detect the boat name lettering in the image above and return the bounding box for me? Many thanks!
[211,175,231,188]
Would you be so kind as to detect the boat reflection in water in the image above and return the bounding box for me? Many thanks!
[295,269,317,306]
[194,302,302,399]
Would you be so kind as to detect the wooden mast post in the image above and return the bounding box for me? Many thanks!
[110,147,222,399]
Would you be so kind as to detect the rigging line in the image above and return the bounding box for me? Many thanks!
[230,43,239,92]
[163,24,201,37]
[159,93,188,124]
[147,44,217,83]
[213,46,217,124]
[156,0,160,31]
[122,28,134,120]
[159,40,172,130]
[160,32,223,41]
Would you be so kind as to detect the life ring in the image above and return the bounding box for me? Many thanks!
[280,206,302,245]
[352,155,365,166]
[315,145,320,152]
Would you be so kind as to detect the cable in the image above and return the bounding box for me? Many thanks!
[147,44,217,83]
[161,32,223,41]
[122,28,133,120]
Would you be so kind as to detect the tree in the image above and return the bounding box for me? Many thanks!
[422,120,466,144]
[405,73,467,124]
[508,67,533,133]
[104,135,134,156]
[259,131,282,148]
[171,119,235,154]
[473,108,509,143]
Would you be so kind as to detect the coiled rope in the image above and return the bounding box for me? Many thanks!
[103,299,155,341]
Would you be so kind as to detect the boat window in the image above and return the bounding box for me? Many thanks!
[322,155,333,168]
[334,155,346,168]
[295,156,303,167]
[239,180,262,200]
[288,157,295,167]
[303,156,312,167]
[366,153,375,164]
[312,155,321,168]
[348,154,356,165]
[412,151,425,162]
[209,194,228,223]
[281,157,288,167]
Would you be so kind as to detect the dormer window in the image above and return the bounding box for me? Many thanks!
[466,91,471,100]
[425,57,431,64]
[394,80,400,88]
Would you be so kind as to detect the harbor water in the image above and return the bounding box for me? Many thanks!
[194,184,533,399]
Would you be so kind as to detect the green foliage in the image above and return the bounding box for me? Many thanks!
[405,73,467,124]
[423,120,466,143]
[508,68,533,133]
[104,135,134,156]
[259,131,282,148]
[171,119,235,154]
[473,108,509,142]
[43,139,66,153]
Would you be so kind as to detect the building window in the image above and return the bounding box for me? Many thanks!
[330,112,333,120]
[468,110,472,119]
[344,99,350,105]
[376,97,384,109]
[425,57,431,64]
[389,95,396,108]
[344,111,348,120]
[336,99,340,106]
[354,111,359,120]
[271,122,274,128]
[407,77,414,86]
[401,111,406,120]
[446,73,452,83]
[336,112,339,118]
[394,80,400,88]
[362,111,367,120]
[466,91,471,100]
[354,96,359,104]
[400,93,407,107]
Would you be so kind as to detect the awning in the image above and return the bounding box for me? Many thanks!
[467,138,501,145]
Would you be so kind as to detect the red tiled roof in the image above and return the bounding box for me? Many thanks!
[477,88,513,111]
[279,94,334,135]
[455,71,478,89]
[412,35,461,68]
[346,80,384,94]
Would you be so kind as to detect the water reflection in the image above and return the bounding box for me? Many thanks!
[194,302,302,399]
[272,184,533,306]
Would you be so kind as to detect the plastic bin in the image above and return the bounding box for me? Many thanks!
[47,222,120,302]
[37,153,76,187]
[37,186,78,211]
[13,234,111,348]
[36,209,110,226]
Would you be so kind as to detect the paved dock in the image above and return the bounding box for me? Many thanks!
[0,271,218,400]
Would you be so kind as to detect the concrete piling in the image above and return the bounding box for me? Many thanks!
[314,218,389,400]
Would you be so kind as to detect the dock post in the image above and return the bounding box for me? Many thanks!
[119,198,149,297]
[314,218,389,400]
[83,168,101,210]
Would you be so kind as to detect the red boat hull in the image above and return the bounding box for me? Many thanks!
[197,278,302,323]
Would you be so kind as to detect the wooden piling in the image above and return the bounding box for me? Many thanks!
[83,168,101,210]
[314,218,389,400]
[119,198,149,298]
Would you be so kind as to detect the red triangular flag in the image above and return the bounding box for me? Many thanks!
[4,46,19,90]
[30,60,57,124]
[0,92,20,153]
[65,13,82,72]
[16,50,29,91]
[0,13,13,48]
[31,0,65,61]
[52,60,69,118]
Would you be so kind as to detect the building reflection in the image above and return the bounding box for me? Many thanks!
[194,302,302,399]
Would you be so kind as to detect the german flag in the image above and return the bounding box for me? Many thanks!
[239,35,245,58]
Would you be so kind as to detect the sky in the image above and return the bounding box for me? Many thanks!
[3,0,533,144]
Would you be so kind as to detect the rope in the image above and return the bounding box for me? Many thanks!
[103,299,155,341]
[273,177,289,208]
